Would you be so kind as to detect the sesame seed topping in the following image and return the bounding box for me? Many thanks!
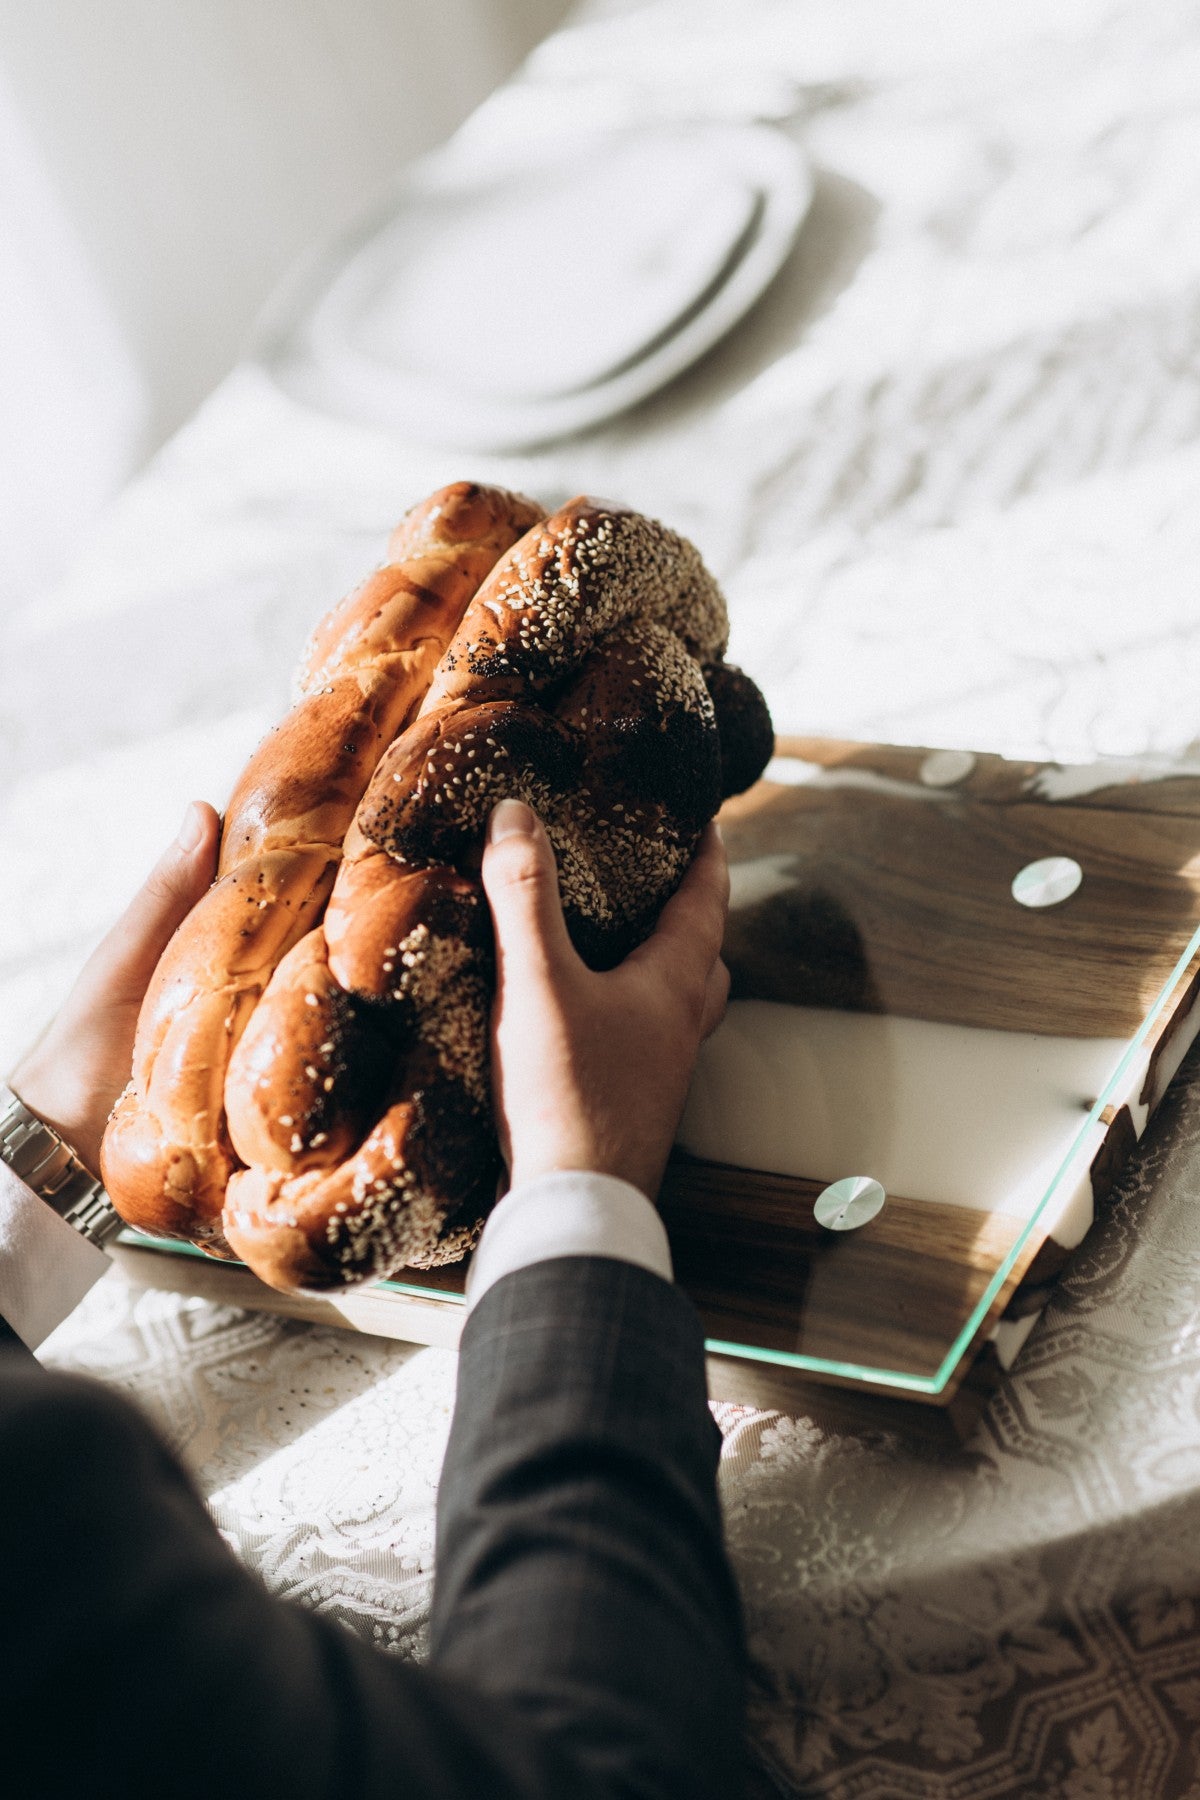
[237,493,764,1288]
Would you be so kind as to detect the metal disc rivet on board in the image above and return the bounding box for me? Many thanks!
[919,748,976,788]
[814,1176,887,1231]
[1011,856,1083,909]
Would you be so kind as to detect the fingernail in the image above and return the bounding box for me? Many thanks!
[177,802,206,853]
[488,798,536,843]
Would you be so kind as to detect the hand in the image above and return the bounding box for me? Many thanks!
[7,803,221,1177]
[481,800,730,1201]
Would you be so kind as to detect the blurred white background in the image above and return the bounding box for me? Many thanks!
[0,0,571,615]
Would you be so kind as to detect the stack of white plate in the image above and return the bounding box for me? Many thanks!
[257,122,813,451]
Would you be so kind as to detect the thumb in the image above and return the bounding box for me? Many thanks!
[481,799,575,986]
[83,801,221,1006]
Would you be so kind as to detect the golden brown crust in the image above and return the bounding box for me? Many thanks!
[224,1016,496,1289]
[219,927,366,1175]
[297,483,542,696]
[100,482,543,1246]
[422,496,728,712]
[220,496,771,1294]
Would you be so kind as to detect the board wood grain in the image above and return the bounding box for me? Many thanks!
[659,1156,1027,1379]
[723,746,1200,1039]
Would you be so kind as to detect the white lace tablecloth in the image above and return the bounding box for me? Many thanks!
[13,0,1200,1791]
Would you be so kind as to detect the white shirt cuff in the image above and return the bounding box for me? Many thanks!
[464,1170,673,1313]
[0,1159,111,1349]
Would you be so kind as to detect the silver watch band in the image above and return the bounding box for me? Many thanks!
[0,1085,121,1248]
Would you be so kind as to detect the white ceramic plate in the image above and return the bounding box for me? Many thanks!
[257,122,813,450]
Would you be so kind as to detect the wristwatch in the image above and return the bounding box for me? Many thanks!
[0,1085,121,1249]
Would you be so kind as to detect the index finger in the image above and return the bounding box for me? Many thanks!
[626,821,730,983]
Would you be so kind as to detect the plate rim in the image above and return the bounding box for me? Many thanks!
[256,119,814,450]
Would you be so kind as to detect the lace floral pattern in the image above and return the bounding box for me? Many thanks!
[43,1282,457,1661]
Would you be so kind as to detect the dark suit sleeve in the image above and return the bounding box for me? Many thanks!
[432,1256,745,1799]
[0,1309,37,1362]
[0,1257,742,1800]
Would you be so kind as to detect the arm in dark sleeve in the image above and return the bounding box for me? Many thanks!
[431,1255,746,1800]
[1,1342,548,1800]
[0,1311,38,1363]
[0,1257,742,1800]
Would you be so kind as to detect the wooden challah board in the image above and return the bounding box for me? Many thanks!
[112,737,1200,1440]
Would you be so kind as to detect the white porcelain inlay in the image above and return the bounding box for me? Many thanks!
[920,748,976,787]
[1011,857,1084,909]
[814,1176,887,1231]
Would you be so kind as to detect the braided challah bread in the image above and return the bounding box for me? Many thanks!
[100,482,542,1246]
[102,489,773,1291]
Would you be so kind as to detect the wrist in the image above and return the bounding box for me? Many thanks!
[5,1061,102,1181]
[467,1168,673,1310]
[508,1147,666,1206]
[0,1084,120,1248]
